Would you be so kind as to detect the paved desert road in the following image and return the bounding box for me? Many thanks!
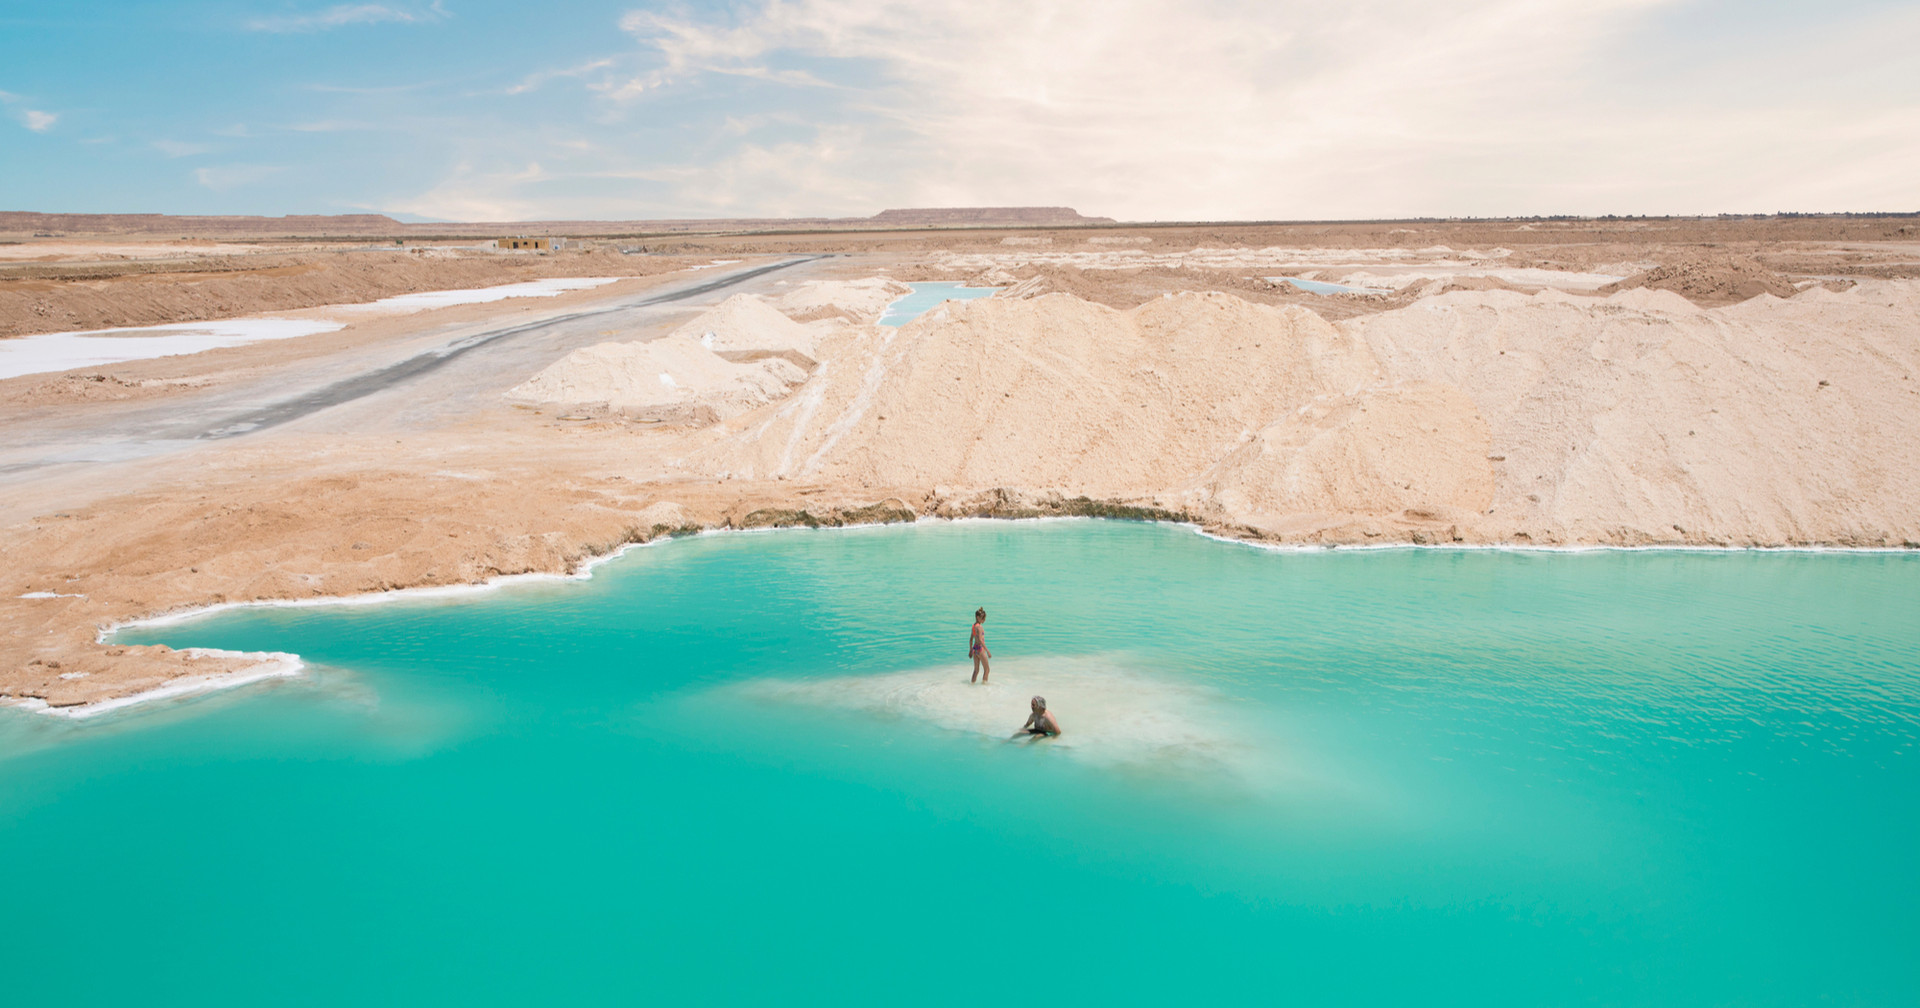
[198,255,824,439]
[0,255,830,482]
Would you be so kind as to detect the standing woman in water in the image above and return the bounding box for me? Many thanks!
[969,608,992,684]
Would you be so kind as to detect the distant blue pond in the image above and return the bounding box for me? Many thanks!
[878,281,999,326]
[1268,276,1393,295]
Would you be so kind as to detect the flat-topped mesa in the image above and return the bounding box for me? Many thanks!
[865,207,1115,227]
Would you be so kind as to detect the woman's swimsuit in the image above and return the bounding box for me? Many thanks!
[970,626,984,657]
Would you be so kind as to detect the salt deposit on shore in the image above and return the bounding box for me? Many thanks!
[324,277,620,314]
[0,277,625,380]
[28,650,303,719]
[0,318,347,380]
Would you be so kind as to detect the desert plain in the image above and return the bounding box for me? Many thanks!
[3,211,1918,712]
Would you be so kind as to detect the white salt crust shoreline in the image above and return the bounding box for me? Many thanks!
[1187,527,1920,555]
[11,517,1911,722]
[4,651,303,720]
[0,278,624,381]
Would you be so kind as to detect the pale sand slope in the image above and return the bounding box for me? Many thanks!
[772,277,911,321]
[695,292,1490,524]
[668,292,829,367]
[507,286,903,421]
[505,336,807,422]
[1351,284,1920,543]
[690,283,1918,545]
[506,293,842,420]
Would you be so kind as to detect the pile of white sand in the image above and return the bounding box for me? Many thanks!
[506,335,805,422]
[1347,283,1920,543]
[691,280,1920,545]
[697,291,1491,519]
[773,278,911,323]
[669,293,825,368]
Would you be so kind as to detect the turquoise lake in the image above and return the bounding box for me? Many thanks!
[878,281,999,326]
[3,520,1917,1005]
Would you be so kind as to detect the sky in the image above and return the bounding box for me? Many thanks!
[2,0,1917,221]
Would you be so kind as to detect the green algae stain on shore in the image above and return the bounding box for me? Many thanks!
[5,521,1918,1005]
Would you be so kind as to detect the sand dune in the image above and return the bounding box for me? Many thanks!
[507,336,807,422]
[773,277,911,322]
[687,281,1919,545]
[1351,283,1920,544]
[509,291,860,419]
[669,292,829,368]
[692,292,1492,527]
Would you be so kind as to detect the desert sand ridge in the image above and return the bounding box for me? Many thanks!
[681,283,1917,546]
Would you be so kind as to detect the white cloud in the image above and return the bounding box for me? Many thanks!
[399,0,1920,220]
[587,76,652,103]
[247,1,447,33]
[152,139,212,157]
[597,0,1697,218]
[506,58,616,96]
[2,92,60,133]
[195,164,286,191]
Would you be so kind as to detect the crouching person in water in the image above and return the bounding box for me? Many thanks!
[1017,696,1062,739]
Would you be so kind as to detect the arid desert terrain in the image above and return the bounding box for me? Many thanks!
[3,212,1918,712]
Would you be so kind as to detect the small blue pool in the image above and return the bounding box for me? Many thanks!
[878,281,999,326]
[1268,276,1393,295]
